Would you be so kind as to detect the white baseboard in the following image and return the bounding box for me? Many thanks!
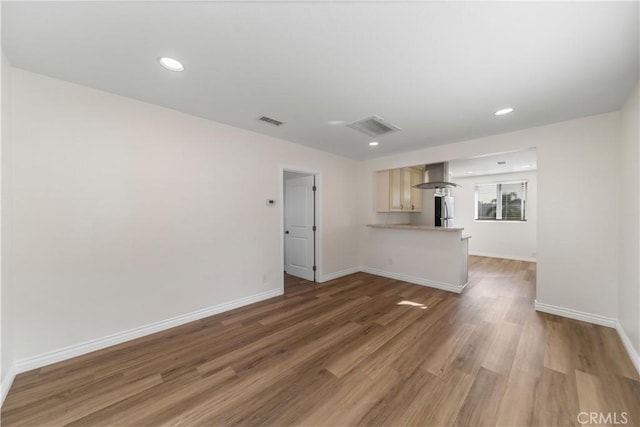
[534,300,617,328]
[616,321,640,375]
[360,267,466,294]
[12,288,283,375]
[470,252,537,262]
[319,267,361,283]
[320,266,467,294]
[1,364,17,407]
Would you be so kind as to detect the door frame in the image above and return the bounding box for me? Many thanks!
[280,166,321,283]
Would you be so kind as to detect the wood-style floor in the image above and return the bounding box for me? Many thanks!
[2,256,639,426]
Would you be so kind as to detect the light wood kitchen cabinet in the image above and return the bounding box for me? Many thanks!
[389,168,403,210]
[410,167,423,210]
[376,167,423,212]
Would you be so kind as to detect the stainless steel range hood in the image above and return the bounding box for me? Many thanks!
[413,162,459,189]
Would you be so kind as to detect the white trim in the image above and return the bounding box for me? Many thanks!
[1,363,17,407]
[534,300,616,328]
[469,252,537,262]
[616,321,640,375]
[319,267,361,283]
[13,288,282,374]
[360,267,467,294]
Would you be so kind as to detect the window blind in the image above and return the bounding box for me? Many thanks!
[501,181,526,221]
[475,183,498,220]
[475,181,527,221]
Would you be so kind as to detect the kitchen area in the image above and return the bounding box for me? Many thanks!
[363,149,536,294]
[366,161,470,293]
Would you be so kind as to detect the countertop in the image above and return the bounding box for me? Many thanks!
[367,224,464,232]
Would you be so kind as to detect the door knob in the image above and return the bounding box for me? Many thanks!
[285,230,290,234]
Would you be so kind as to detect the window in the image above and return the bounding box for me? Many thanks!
[475,181,527,221]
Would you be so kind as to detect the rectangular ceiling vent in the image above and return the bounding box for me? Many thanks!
[259,116,284,126]
[346,115,401,137]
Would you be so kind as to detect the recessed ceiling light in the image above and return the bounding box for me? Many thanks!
[523,164,531,168]
[467,171,473,174]
[369,141,379,146]
[158,57,184,72]
[328,120,345,125]
[495,107,514,116]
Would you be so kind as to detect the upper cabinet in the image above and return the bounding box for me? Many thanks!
[376,167,423,212]
[409,167,424,210]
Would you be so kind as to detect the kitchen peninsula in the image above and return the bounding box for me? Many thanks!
[363,224,470,293]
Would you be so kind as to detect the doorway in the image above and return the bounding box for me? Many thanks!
[283,170,318,282]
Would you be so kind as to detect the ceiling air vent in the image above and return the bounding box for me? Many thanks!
[346,115,400,137]
[259,116,284,126]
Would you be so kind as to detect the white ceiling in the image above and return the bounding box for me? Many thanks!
[2,1,638,160]
[448,148,537,178]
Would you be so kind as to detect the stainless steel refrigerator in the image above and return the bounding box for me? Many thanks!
[435,195,454,227]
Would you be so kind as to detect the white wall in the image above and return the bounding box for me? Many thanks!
[362,228,468,292]
[449,171,537,261]
[618,82,639,362]
[1,48,15,394]
[0,43,4,386]
[0,16,20,405]
[361,112,620,320]
[8,67,361,361]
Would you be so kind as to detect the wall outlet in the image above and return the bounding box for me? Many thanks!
[388,258,393,266]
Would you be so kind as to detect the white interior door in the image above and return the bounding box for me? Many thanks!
[284,175,315,281]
